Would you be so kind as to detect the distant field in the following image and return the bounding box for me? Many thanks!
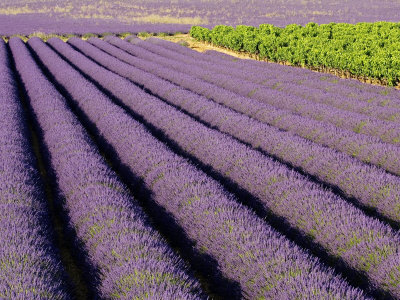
[1,0,400,34]
[3,34,400,299]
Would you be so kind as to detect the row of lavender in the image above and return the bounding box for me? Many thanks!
[0,40,70,298]
[143,37,400,147]
[202,48,400,107]
[46,36,400,297]
[2,0,400,31]
[26,36,367,299]
[90,36,400,225]
[0,13,190,36]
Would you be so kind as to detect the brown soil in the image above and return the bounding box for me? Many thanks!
[154,34,400,90]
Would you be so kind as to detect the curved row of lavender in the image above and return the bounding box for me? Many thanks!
[0,40,70,298]
[201,49,400,109]
[133,37,400,146]
[0,13,190,36]
[83,36,400,225]
[105,37,400,179]
[10,37,202,300]
[3,0,400,33]
[31,36,369,299]
[55,37,400,297]
[148,37,400,106]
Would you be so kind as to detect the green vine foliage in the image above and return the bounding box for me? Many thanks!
[190,22,400,86]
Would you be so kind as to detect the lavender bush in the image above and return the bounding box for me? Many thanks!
[10,36,202,299]
[52,37,400,297]
[29,36,370,299]
[0,39,70,299]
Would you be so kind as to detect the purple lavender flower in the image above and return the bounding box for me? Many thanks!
[0,39,70,299]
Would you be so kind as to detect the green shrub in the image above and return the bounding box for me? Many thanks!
[190,22,400,85]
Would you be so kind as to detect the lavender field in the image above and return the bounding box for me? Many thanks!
[1,0,400,35]
[2,32,400,299]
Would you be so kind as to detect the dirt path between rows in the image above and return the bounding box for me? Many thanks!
[152,34,263,60]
